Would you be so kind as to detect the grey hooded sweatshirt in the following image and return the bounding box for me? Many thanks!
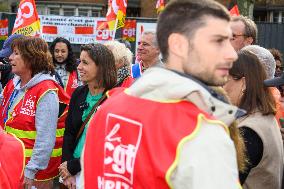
[3,73,59,179]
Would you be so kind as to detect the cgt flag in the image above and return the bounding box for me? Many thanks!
[12,0,41,36]
[156,0,165,14]
[106,0,128,30]
[229,5,240,16]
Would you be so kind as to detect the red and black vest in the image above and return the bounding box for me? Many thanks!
[83,88,225,189]
[0,79,69,181]
[65,70,79,97]
[0,130,25,189]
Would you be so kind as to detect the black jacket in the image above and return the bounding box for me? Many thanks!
[62,85,88,175]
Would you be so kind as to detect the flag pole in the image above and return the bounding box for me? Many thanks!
[112,18,118,40]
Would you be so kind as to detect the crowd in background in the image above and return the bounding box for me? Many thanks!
[1,0,284,189]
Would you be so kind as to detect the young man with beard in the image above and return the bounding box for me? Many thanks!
[82,0,241,188]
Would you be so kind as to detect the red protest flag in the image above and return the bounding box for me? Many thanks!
[229,5,240,16]
[106,0,128,30]
[0,19,8,40]
[12,0,41,36]
[156,0,165,14]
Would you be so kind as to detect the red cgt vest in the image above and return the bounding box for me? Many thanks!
[0,79,69,181]
[84,88,228,189]
[65,70,79,97]
[0,131,25,189]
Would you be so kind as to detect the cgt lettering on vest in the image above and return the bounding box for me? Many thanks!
[98,176,132,189]
[15,26,34,36]
[96,114,143,189]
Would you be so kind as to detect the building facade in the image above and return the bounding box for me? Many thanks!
[2,0,284,22]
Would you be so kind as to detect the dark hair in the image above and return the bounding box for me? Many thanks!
[81,43,117,90]
[232,15,258,44]
[269,48,283,63]
[157,0,230,62]
[49,37,77,72]
[229,50,276,115]
[11,36,54,76]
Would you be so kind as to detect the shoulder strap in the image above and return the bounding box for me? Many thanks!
[54,71,65,88]
[75,93,107,140]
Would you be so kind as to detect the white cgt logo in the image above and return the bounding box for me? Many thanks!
[14,2,34,28]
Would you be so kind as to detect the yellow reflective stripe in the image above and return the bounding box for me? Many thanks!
[5,126,65,139]
[25,148,62,158]
[56,128,65,137]
[5,126,36,139]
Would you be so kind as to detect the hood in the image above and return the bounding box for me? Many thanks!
[128,67,243,126]
[13,72,56,90]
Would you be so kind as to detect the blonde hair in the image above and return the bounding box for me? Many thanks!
[105,41,133,67]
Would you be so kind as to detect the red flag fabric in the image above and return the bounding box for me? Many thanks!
[156,0,165,14]
[106,0,128,30]
[122,19,136,42]
[0,19,8,40]
[229,5,240,16]
[12,0,41,36]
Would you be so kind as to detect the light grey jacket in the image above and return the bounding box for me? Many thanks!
[4,73,59,179]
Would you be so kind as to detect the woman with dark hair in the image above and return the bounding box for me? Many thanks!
[0,36,69,189]
[59,43,117,188]
[224,49,283,189]
[50,37,80,97]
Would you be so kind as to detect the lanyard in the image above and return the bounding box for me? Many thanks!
[3,81,21,123]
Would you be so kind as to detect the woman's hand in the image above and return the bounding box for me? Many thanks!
[59,161,72,180]
[63,176,76,189]
[23,177,34,189]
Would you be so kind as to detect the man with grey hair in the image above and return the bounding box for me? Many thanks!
[131,31,161,78]
[230,15,258,51]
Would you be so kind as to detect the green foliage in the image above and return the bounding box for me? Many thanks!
[237,0,255,18]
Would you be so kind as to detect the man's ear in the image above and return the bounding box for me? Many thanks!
[168,33,189,58]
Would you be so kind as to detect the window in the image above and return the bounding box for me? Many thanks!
[37,6,46,15]
[63,8,75,16]
[78,9,89,17]
[49,7,60,15]
[273,11,280,23]
[92,10,100,17]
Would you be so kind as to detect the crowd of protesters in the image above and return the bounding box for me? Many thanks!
[1,0,284,189]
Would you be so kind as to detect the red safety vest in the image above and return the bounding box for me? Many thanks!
[65,70,79,97]
[0,79,69,181]
[84,88,225,189]
[0,130,25,189]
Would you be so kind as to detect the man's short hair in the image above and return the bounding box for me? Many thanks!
[142,31,159,48]
[157,0,231,62]
[232,15,258,44]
